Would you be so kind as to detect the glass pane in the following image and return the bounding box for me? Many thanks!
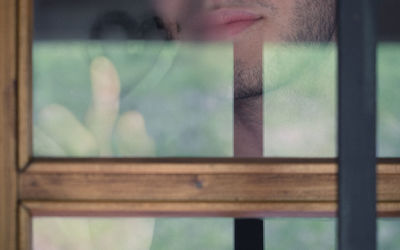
[264,218,400,249]
[33,0,338,158]
[263,44,336,157]
[264,218,336,250]
[33,217,233,250]
[33,0,234,158]
[378,219,400,249]
[33,42,233,157]
[376,1,400,246]
[378,0,400,157]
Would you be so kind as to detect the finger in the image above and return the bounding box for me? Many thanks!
[113,111,156,157]
[36,104,98,156]
[86,56,120,156]
[33,126,67,156]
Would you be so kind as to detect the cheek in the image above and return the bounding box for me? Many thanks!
[153,0,183,22]
[261,0,297,41]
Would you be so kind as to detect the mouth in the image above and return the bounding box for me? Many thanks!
[184,9,263,40]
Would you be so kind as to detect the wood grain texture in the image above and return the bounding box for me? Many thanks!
[24,158,400,174]
[19,169,400,205]
[19,205,31,250]
[21,201,400,218]
[0,0,17,248]
[18,0,33,169]
[23,201,337,217]
[27,158,337,174]
[19,172,337,202]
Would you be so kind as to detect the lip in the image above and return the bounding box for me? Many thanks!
[184,9,263,40]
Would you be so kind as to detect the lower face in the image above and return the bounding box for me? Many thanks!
[153,0,336,98]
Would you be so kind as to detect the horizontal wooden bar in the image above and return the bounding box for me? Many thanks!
[21,201,400,218]
[23,201,337,218]
[19,159,400,215]
[19,171,400,203]
[19,173,337,202]
[26,158,337,174]
[23,158,400,174]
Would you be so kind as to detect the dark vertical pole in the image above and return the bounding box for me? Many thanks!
[235,219,264,250]
[233,42,264,250]
[338,0,377,249]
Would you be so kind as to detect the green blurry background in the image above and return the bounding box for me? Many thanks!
[33,42,400,249]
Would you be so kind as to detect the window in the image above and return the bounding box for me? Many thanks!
[0,0,399,249]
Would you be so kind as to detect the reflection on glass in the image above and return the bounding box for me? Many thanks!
[33,217,232,250]
[378,219,400,249]
[33,42,233,157]
[266,219,400,250]
[263,44,337,157]
[378,0,400,157]
[265,218,336,250]
[33,0,339,158]
[33,217,400,250]
[377,45,400,157]
[33,217,155,250]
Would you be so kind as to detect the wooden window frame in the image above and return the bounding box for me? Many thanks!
[1,0,400,249]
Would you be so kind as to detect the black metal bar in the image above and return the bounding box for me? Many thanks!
[338,0,377,249]
[235,219,264,250]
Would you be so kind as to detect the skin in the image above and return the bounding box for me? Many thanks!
[153,0,336,156]
[153,0,336,97]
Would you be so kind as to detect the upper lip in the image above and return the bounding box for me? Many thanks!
[187,8,263,31]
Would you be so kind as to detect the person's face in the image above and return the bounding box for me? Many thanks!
[153,0,336,98]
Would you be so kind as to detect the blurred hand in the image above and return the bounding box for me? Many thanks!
[33,57,156,250]
[34,56,155,157]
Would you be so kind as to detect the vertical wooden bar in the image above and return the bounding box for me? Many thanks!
[338,0,377,249]
[19,205,32,250]
[0,0,18,249]
[18,0,33,169]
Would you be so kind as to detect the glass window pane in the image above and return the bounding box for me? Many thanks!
[33,0,338,158]
[33,0,235,158]
[378,0,400,157]
[33,41,233,157]
[263,44,337,157]
[33,217,233,250]
[264,219,400,249]
[378,219,400,249]
[375,1,400,246]
[264,218,336,250]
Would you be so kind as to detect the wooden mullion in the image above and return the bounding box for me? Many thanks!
[19,172,338,202]
[18,166,400,206]
[23,201,338,218]
[26,158,338,174]
[0,0,18,249]
[18,205,32,250]
[22,158,400,174]
[20,200,400,218]
[17,0,33,169]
